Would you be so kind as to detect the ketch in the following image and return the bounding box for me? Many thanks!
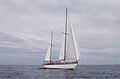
[43,8,80,69]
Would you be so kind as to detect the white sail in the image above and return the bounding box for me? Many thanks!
[45,42,51,61]
[66,25,76,59]
[59,31,65,60]
[70,25,80,60]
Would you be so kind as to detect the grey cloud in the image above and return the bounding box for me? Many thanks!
[0,31,24,42]
[0,31,48,49]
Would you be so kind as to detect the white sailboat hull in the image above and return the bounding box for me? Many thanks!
[43,63,77,69]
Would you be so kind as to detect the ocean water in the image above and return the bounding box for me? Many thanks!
[0,65,120,79]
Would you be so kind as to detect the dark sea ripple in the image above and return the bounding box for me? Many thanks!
[0,65,120,79]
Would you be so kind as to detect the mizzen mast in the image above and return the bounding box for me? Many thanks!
[50,31,53,62]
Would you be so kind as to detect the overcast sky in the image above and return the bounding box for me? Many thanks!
[0,0,120,65]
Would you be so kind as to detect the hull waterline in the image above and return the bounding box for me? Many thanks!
[43,63,77,69]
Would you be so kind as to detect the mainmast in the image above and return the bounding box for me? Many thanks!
[50,31,53,62]
[64,8,68,61]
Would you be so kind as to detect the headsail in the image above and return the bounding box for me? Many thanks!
[66,25,76,59]
[67,25,80,60]
[59,19,67,60]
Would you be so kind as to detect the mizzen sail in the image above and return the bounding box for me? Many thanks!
[45,43,51,61]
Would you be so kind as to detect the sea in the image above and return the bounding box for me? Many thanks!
[0,65,120,79]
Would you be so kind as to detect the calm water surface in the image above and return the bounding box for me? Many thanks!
[0,65,120,79]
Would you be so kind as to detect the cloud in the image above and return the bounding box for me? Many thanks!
[0,31,48,49]
[80,55,119,64]
[80,48,120,56]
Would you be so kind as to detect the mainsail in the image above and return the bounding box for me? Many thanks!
[45,42,51,61]
[66,25,76,59]
[59,34,65,60]
[67,25,80,60]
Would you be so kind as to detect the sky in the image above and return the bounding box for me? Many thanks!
[0,0,120,65]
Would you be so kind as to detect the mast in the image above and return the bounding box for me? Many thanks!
[50,31,53,62]
[64,8,68,61]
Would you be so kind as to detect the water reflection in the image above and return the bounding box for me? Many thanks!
[44,69,81,79]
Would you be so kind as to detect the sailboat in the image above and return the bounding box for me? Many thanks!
[43,8,80,69]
